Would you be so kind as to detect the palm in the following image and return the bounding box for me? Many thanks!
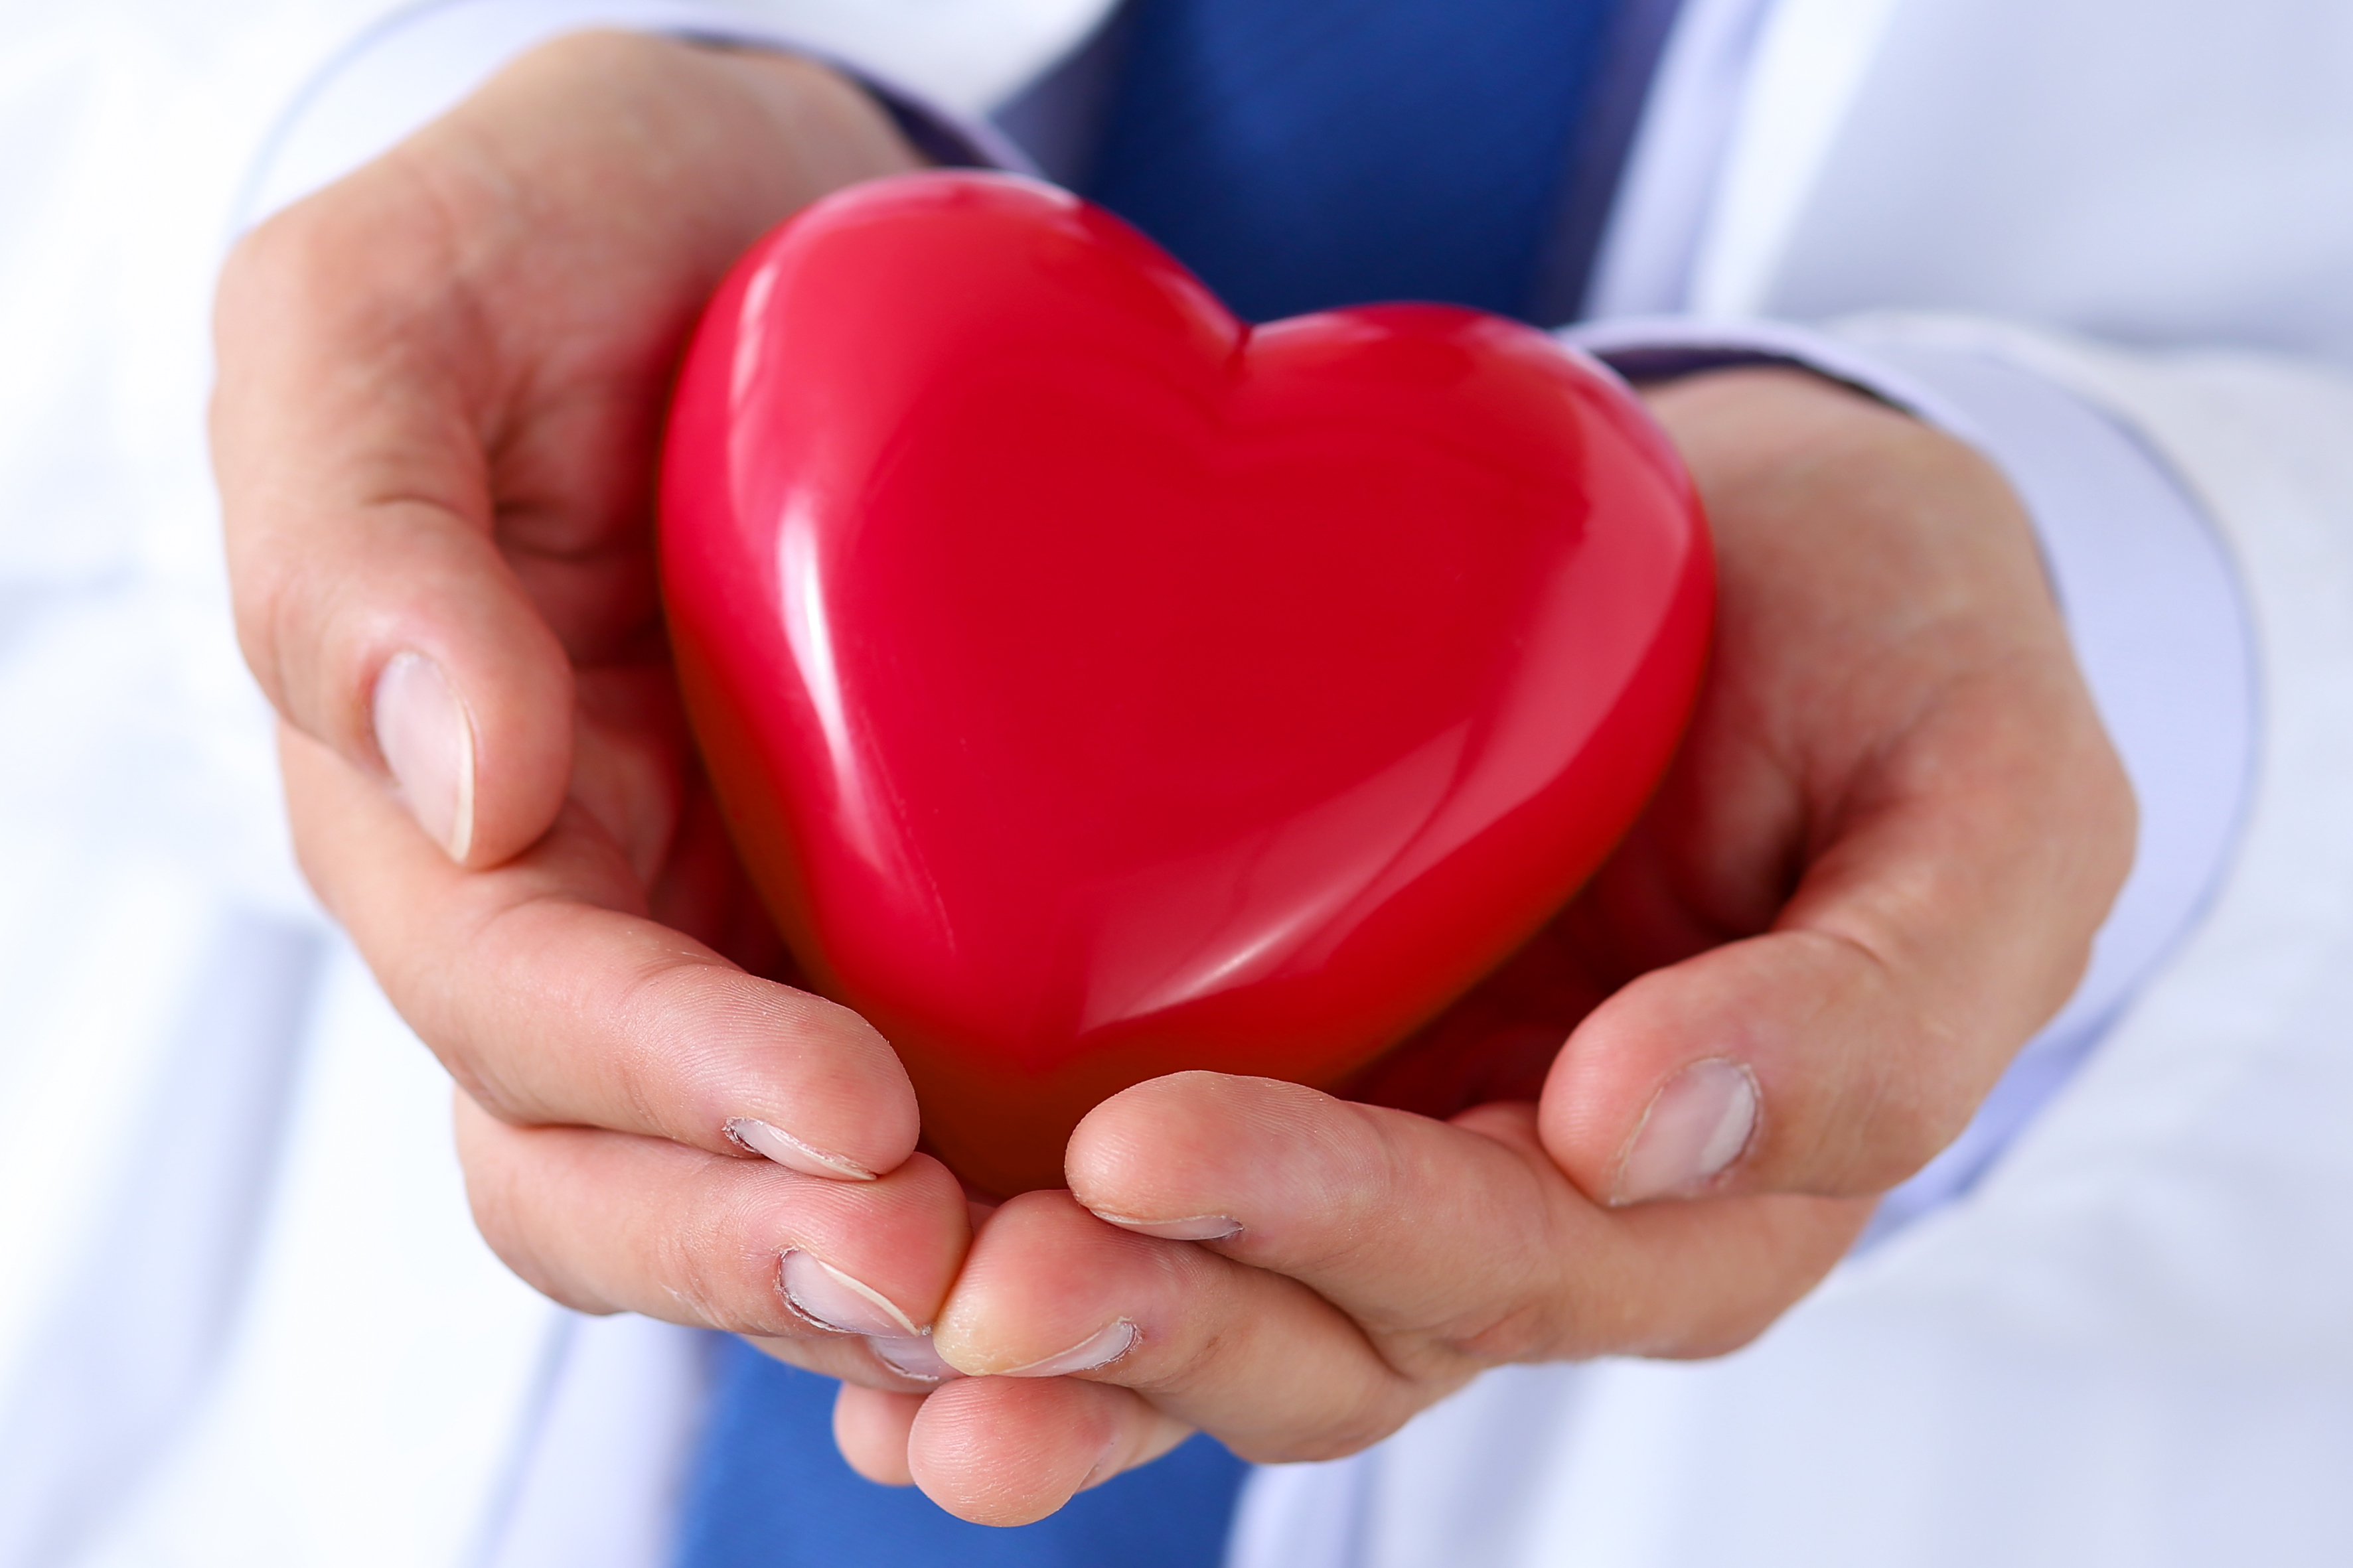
[1351,644,1796,1119]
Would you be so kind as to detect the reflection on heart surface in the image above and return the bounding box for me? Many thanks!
[662,172,1711,1194]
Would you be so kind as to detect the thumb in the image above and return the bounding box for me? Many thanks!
[214,162,573,869]
[1541,685,2134,1205]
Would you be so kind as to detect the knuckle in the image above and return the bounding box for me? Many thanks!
[457,1148,520,1257]
[1245,1385,1424,1466]
[1860,1095,1968,1190]
[511,27,674,82]
[1776,931,1975,1194]
[385,893,586,1122]
[607,951,740,1133]
[215,206,310,323]
[1647,1317,1776,1364]
[445,1057,534,1127]
[222,192,382,346]
[650,1175,793,1336]
[454,1128,595,1311]
[1819,1045,1975,1195]
[1407,1218,1573,1366]
[226,548,301,712]
[1267,1424,1403,1465]
[1435,1297,1559,1367]
[1262,1104,1414,1280]
[228,495,391,750]
[262,555,346,729]
[645,1210,734,1326]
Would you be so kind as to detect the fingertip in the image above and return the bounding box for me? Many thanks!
[773,1151,972,1340]
[266,545,578,875]
[1537,948,1775,1203]
[720,987,922,1180]
[833,1384,924,1486]
[1064,1071,1324,1220]
[1539,930,1968,1202]
[933,1189,1122,1377]
[906,1377,1124,1526]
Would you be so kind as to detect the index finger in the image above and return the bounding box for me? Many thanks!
[282,719,920,1178]
[1060,1074,1864,1368]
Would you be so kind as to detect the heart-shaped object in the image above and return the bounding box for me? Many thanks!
[662,172,1710,1195]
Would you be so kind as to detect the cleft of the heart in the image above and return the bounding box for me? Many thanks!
[661,171,1711,1196]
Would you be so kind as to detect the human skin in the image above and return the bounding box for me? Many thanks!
[856,366,2138,1516]
[212,31,2134,1522]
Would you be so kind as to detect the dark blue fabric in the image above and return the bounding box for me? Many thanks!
[1085,0,1628,322]
[676,1336,1251,1567]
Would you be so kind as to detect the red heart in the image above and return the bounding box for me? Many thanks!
[662,172,1710,1195]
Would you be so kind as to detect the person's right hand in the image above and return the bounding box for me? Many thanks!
[212,31,974,1388]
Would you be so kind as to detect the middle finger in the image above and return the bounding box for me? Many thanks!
[454,1093,970,1390]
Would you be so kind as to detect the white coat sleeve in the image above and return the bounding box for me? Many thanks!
[232,0,1093,229]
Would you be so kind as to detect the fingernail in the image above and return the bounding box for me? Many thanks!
[779,1249,920,1338]
[1079,1427,1126,1490]
[372,652,476,861]
[1087,1210,1241,1242]
[726,1117,877,1181]
[1001,1319,1138,1378]
[869,1333,962,1383]
[1615,1058,1759,1204]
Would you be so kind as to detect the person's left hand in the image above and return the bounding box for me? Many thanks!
[816,366,2134,1522]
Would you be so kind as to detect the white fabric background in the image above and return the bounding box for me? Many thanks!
[2,1,2350,1563]
[1233,330,2353,1568]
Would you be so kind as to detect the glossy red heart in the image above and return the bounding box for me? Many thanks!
[661,172,1710,1195]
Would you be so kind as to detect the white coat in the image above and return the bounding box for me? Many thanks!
[3,1,2350,1563]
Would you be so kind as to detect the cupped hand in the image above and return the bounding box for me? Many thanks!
[214,33,968,1386]
[834,366,2137,1518]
